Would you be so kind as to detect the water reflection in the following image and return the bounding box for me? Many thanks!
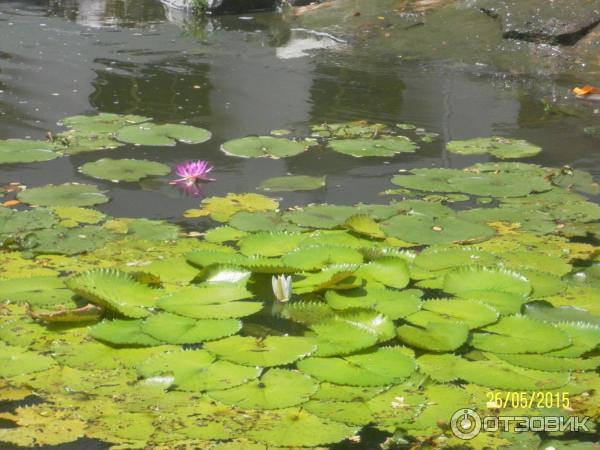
[0,0,599,222]
[90,56,211,122]
[47,0,166,28]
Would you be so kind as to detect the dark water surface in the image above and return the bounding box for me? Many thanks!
[0,0,598,220]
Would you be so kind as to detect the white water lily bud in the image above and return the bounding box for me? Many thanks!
[272,274,292,303]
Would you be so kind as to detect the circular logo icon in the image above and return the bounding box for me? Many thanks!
[450,408,481,440]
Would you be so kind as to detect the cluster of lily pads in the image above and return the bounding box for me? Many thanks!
[0,114,599,449]
[0,151,599,449]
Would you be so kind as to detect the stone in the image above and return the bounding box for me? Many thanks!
[479,0,600,45]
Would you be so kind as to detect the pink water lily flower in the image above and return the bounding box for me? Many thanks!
[171,160,216,184]
[169,160,215,197]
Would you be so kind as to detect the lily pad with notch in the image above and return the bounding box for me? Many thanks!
[329,136,417,157]
[204,335,317,367]
[447,137,542,159]
[297,346,416,386]
[18,183,109,207]
[221,136,308,159]
[79,158,170,183]
[0,139,60,164]
[141,313,241,344]
[117,123,211,146]
[208,368,319,409]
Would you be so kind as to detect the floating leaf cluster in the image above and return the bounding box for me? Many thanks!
[0,162,599,449]
[0,117,598,448]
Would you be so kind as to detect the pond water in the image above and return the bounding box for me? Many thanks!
[0,1,599,450]
[1,0,598,220]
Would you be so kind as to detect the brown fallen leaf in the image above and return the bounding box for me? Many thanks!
[26,303,104,323]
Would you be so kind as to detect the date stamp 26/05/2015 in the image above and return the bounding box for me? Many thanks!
[485,391,571,409]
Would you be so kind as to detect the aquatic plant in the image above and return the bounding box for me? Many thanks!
[0,115,599,449]
[272,274,292,302]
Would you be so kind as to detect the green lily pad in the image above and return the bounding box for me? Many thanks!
[447,172,551,197]
[312,383,385,402]
[247,408,357,447]
[325,288,422,320]
[117,123,211,146]
[457,290,529,315]
[79,158,170,183]
[457,206,557,234]
[329,136,417,157]
[0,276,74,306]
[381,214,495,245]
[282,245,363,270]
[66,269,161,318]
[397,321,470,352]
[221,136,307,159]
[356,257,410,289]
[258,175,326,192]
[310,319,378,357]
[550,168,600,195]
[407,299,499,329]
[238,232,306,257]
[283,204,360,229]
[28,225,114,256]
[141,313,241,344]
[156,285,261,319]
[303,400,374,426]
[391,168,465,192]
[53,130,124,155]
[204,335,317,367]
[137,349,261,392]
[18,183,109,207]
[0,343,56,377]
[312,121,390,139]
[344,214,385,239]
[471,315,571,354]
[208,368,318,409]
[185,193,279,222]
[444,267,532,297]
[335,309,396,343]
[447,137,542,159]
[418,354,569,390]
[89,319,161,346]
[61,113,150,133]
[494,353,599,372]
[413,246,497,272]
[280,301,337,325]
[53,207,105,227]
[0,208,58,235]
[297,346,416,386]
[0,139,60,164]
